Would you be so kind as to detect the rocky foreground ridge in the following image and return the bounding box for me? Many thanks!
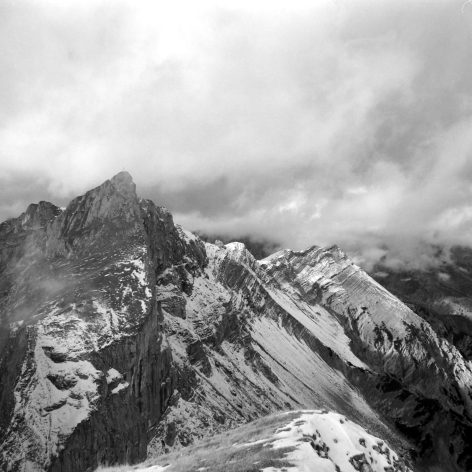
[1,173,472,472]
[101,410,413,472]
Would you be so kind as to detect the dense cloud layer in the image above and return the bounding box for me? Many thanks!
[1,0,472,269]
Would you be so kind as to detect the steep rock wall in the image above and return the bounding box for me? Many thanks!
[0,173,205,472]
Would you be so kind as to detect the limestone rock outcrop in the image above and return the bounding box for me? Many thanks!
[1,173,472,472]
[0,173,205,471]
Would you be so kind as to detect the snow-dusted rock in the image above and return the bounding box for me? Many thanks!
[153,241,472,471]
[263,410,411,472]
[1,172,472,472]
[0,173,206,472]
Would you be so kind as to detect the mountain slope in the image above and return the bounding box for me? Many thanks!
[1,173,471,472]
[155,241,471,471]
[259,246,472,471]
[371,247,472,363]
[150,241,402,459]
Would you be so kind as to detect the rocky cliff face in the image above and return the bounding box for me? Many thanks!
[1,173,472,472]
[0,173,205,471]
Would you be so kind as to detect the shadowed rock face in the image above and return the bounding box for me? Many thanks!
[1,173,472,472]
[0,173,206,472]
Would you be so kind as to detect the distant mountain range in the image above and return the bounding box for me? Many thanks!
[1,172,471,472]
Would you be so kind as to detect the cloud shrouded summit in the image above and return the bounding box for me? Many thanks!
[1,0,472,268]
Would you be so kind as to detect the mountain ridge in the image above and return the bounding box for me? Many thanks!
[0,172,471,472]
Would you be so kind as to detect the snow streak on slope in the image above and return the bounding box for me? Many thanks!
[258,245,472,471]
[261,246,472,408]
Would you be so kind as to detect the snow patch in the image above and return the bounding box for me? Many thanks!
[130,258,147,286]
[9,319,24,335]
[438,272,451,282]
[262,410,410,472]
[126,465,170,472]
[106,368,122,384]
[182,227,197,242]
[111,382,129,394]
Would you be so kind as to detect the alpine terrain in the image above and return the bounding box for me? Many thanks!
[1,172,472,472]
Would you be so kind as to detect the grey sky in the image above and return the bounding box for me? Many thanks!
[1,0,472,268]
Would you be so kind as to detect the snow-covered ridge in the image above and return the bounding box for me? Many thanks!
[259,244,472,406]
[110,410,411,472]
[195,240,472,470]
[262,410,411,472]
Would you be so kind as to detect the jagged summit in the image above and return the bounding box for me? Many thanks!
[0,172,206,471]
[1,173,472,472]
[111,169,133,183]
[0,201,62,233]
[109,170,137,198]
[0,171,137,238]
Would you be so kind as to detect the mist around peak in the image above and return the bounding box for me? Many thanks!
[194,231,281,260]
[2,1,472,272]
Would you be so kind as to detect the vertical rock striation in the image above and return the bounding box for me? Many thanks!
[0,173,205,472]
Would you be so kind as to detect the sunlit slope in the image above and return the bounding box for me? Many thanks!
[259,245,472,472]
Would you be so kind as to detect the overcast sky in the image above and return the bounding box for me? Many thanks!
[2,0,472,268]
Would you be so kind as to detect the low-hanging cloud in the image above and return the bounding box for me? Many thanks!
[2,0,472,269]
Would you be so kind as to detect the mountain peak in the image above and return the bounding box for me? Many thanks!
[109,170,136,199]
[44,172,140,258]
[111,170,133,182]
[0,200,62,233]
